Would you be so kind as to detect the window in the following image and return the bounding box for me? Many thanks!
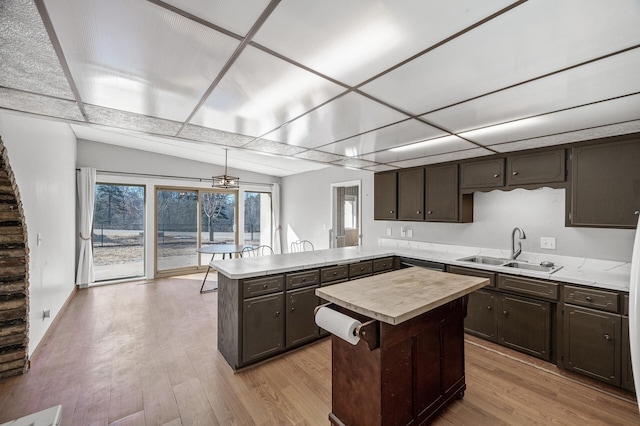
[156,189,198,272]
[244,191,272,248]
[93,183,145,281]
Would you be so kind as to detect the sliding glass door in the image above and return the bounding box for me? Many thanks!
[93,183,145,281]
[156,189,198,272]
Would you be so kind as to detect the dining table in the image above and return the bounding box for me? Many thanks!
[197,244,249,293]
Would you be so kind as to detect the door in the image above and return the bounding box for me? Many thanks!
[331,181,361,248]
[498,294,551,361]
[286,286,320,348]
[242,293,285,364]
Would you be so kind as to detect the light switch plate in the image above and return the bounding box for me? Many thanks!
[407,229,413,238]
[540,237,556,250]
[386,227,392,236]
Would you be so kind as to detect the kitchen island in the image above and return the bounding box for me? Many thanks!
[316,267,489,426]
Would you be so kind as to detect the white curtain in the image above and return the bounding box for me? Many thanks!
[272,182,282,254]
[76,167,96,286]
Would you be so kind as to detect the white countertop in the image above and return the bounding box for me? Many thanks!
[210,239,632,292]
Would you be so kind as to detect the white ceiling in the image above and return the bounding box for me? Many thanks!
[1,0,640,177]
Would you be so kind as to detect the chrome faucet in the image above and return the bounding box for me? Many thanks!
[511,227,526,260]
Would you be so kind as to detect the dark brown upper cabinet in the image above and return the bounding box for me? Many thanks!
[425,164,459,222]
[570,137,640,228]
[374,171,397,220]
[397,168,424,221]
[507,149,566,186]
[460,158,505,190]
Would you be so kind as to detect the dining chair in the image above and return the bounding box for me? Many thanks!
[242,245,273,257]
[290,240,314,253]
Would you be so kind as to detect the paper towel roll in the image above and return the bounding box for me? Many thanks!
[315,306,361,345]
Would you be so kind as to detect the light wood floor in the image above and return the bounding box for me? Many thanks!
[0,273,638,425]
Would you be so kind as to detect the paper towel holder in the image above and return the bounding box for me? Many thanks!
[315,303,380,351]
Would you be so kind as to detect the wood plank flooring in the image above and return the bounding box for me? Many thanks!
[0,273,638,425]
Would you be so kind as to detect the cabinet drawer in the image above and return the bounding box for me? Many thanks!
[373,257,395,274]
[564,285,619,313]
[321,265,349,283]
[497,274,558,301]
[286,269,320,290]
[448,266,496,288]
[349,261,373,278]
[243,275,284,298]
[460,158,505,189]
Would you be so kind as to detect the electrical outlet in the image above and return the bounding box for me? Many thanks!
[400,227,406,237]
[407,229,413,238]
[386,227,392,236]
[540,237,556,250]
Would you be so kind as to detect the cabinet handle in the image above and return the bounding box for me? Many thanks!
[604,334,612,341]
[291,307,295,311]
[333,272,337,275]
[502,310,508,316]
[276,311,280,316]
[417,211,421,214]
[487,306,492,311]
[390,210,394,214]
[263,284,268,289]
[512,171,518,176]
[585,296,592,302]
[302,277,306,281]
[493,174,500,178]
[635,210,639,216]
[427,211,433,215]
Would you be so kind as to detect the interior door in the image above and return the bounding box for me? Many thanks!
[331,181,361,248]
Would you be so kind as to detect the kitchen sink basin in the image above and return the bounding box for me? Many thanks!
[457,256,511,265]
[502,261,563,274]
[457,256,563,274]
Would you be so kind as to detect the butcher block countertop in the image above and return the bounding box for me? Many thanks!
[315,267,489,325]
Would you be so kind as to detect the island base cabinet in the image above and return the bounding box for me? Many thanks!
[498,294,551,361]
[242,293,285,365]
[329,299,466,426]
[562,304,621,386]
[285,286,320,348]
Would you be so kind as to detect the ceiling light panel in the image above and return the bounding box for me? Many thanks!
[317,119,447,157]
[264,92,409,149]
[360,136,476,163]
[0,88,84,121]
[389,148,494,169]
[360,1,640,116]
[0,0,75,99]
[43,0,240,122]
[491,120,640,153]
[160,0,272,36]
[189,45,345,137]
[424,47,640,133]
[460,94,640,145]
[252,0,514,86]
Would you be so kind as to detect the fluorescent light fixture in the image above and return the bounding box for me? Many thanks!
[459,116,545,140]
[389,135,460,152]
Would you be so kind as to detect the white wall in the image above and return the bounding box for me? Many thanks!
[283,168,636,262]
[0,112,77,357]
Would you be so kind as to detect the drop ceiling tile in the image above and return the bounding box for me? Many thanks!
[190,45,345,137]
[388,148,494,168]
[360,1,640,115]
[179,124,254,147]
[363,164,399,172]
[293,150,344,163]
[242,138,307,156]
[161,0,272,36]
[85,105,182,136]
[424,48,640,133]
[0,88,84,121]
[332,158,379,169]
[491,120,640,153]
[317,119,446,157]
[459,94,640,145]
[43,0,240,122]
[253,0,515,86]
[360,136,477,163]
[264,92,409,148]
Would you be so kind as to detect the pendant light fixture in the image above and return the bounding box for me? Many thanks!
[212,149,239,189]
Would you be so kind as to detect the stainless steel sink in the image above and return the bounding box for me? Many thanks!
[457,256,563,274]
[502,261,563,274]
[457,255,511,266]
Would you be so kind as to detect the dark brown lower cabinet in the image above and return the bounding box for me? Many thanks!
[242,293,285,365]
[464,289,497,342]
[498,294,551,361]
[563,304,621,386]
[285,285,319,348]
[621,316,635,391]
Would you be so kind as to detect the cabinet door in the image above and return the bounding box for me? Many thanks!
[397,168,424,220]
[621,316,635,392]
[563,304,620,386]
[242,293,284,364]
[460,158,504,189]
[498,294,551,361]
[571,138,640,228]
[425,164,458,222]
[286,286,320,348]
[374,172,397,220]
[464,289,497,342]
[507,149,565,186]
